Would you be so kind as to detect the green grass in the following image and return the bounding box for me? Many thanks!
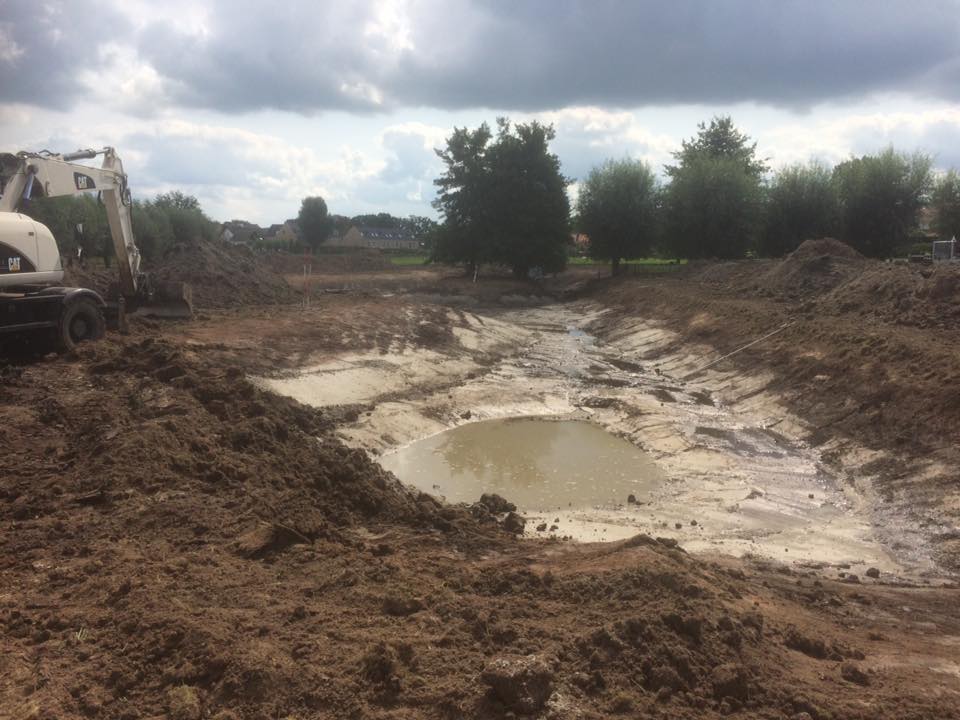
[389,255,431,266]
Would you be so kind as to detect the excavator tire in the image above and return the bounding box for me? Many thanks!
[58,298,106,352]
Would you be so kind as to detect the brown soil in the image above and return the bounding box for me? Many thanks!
[265,250,394,275]
[62,240,300,310]
[150,241,299,308]
[3,257,960,718]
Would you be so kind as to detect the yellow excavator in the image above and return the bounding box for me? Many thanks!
[0,147,192,351]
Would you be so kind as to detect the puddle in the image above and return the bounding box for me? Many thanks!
[379,418,664,510]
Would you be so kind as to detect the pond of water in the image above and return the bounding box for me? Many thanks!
[379,417,665,511]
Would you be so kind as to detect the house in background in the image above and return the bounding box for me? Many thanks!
[325,225,420,251]
[219,220,263,245]
[264,219,301,245]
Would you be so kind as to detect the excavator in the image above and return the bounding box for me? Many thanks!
[0,147,192,352]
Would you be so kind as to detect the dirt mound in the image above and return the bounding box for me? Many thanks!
[761,238,866,299]
[265,250,394,275]
[62,264,113,296]
[788,237,864,261]
[819,261,960,329]
[149,240,299,308]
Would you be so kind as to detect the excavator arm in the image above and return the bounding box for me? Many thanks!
[0,148,140,297]
[0,148,191,317]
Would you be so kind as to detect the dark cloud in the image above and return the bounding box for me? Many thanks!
[0,1,131,107]
[136,3,384,113]
[3,0,960,113]
[396,0,960,110]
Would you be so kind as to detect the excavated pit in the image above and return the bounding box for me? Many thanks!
[256,301,915,577]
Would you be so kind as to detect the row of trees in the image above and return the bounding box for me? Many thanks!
[580,117,949,268]
[26,190,217,263]
[431,115,960,274]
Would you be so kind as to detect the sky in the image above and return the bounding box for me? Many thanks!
[2,0,960,225]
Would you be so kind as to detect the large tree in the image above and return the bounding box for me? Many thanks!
[761,161,839,257]
[663,117,765,259]
[577,158,659,274]
[932,169,960,240]
[432,118,570,276]
[431,123,494,271]
[297,196,334,249]
[833,148,932,257]
[666,115,767,181]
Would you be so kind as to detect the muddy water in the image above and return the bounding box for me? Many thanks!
[379,418,664,509]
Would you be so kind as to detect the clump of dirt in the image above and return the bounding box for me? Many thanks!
[149,240,299,308]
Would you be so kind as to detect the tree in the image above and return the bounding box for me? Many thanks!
[665,155,762,259]
[577,158,659,274]
[761,161,838,257]
[350,212,400,228]
[932,169,960,240]
[663,117,765,259]
[399,215,438,239]
[833,148,933,257]
[297,196,334,249]
[23,191,214,263]
[154,191,201,212]
[432,123,494,271]
[666,115,767,181]
[432,118,570,276]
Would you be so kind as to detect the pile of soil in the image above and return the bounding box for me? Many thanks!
[266,250,395,275]
[62,264,113,297]
[820,262,960,329]
[149,240,299,308]
[786,238,865,262]
[63,240,302,310]
[759,238,866,300]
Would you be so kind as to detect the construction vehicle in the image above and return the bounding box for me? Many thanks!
[0,148,192,352]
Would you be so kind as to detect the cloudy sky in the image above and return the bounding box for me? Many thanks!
[2,0,959,225]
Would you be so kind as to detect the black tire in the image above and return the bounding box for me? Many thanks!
[59,298,106,352]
